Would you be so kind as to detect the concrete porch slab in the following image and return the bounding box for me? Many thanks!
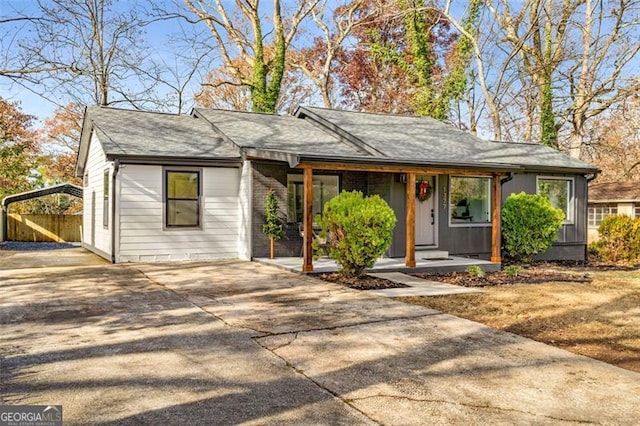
[366,272,484,297]
[255,253,500,275]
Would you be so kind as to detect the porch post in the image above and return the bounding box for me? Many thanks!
[491,174,502,263]
[302,167,314,272]
[406,173,416,267]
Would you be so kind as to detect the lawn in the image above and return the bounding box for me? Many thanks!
[399,268,640,373]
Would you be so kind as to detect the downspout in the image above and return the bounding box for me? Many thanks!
[1,203,6,242]
[496,173,514,260]
[110,159,120,263]
[500,172,514,186]
[584,172,599,263]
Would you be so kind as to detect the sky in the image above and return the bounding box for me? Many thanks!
[0,0,224,126]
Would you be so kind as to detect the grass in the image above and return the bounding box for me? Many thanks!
[399,269,640,373]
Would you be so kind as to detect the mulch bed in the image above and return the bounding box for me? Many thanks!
[317,257,636,290]
[413,268,592,287]
[318,273,408,290]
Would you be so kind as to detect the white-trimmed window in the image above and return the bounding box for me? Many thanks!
[449,176,491,225]
[287,174,339,223]
[537,177,574,223]
[165,169,201,228]
[635,204,640,219]
[588,204,618,227]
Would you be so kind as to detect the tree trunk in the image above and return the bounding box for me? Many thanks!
[568,131,583,159]
[270,237,275,259]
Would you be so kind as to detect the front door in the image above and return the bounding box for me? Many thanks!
[415,175,436,246]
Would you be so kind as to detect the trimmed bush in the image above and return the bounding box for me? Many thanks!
[317,190,396,277]
[502,192,564,263]
[262,189,284,259]
[596,215,640,264]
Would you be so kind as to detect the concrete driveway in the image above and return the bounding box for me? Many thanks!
[1,255,639,424]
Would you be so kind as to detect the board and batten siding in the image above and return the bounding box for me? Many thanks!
[116,164,240,262]
[82,132,112,257]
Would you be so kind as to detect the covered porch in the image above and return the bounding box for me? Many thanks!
[292,162,509,273]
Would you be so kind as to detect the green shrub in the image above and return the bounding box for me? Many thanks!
[502,192,564,263]
[317,190,396,277]
[466,265,486,278]
[596,215,640,264]
[262,189,284,259]
[503,264,521,277]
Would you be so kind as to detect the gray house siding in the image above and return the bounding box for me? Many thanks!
[502,173,588,261]
[437,175,492,259]
[251,164,589,261]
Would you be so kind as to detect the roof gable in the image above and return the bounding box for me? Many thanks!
[76,106,241,175]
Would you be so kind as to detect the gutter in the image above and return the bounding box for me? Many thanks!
[586,172,599,182]
[111,159,120,263]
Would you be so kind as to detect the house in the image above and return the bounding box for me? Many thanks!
[75,106,598,270]
[588,181,640,243]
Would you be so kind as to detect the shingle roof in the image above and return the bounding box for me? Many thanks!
[297,107,598,172]
[77,105,599,176]
[193,108,364,156]
[589,182,640,202]
[85,106,240,159]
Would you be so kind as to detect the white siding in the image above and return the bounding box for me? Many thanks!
[237,160,253,260]
[117,165,240,262]
[82,132,112,258]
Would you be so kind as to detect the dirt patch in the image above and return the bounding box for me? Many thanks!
[413,268,592,287]
[399,268,640,373]
[318,272,408,290]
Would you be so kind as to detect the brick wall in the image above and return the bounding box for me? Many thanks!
[251,163,371,258]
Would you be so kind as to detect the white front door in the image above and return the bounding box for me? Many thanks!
[415,175,436,246]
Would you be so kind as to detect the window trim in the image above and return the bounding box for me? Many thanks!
[286,173,341,223]
[588,203,618,228]
[536,176,575,224]
[448,175,493,228]
[163,167,203,230]
[103,169,109,229]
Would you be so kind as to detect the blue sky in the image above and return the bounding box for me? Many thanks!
[0,0,217,125]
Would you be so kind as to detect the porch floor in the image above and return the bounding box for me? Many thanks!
[255,251,500,275]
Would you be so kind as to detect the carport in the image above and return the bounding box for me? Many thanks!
[1,183,83,242]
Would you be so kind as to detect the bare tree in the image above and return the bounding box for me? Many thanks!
[484,0,640,156]
[289,0,377,108]
[560,0,640,158]
[1,0,160,109]
[585,95,640,181]
[182,0,319,113]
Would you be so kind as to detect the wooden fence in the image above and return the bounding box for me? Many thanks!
[7,213,82,242]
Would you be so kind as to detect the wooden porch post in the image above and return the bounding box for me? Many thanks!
[406,173,416,267]
[302,167,314,272]
[491,174,502,263]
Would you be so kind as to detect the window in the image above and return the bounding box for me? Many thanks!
[537,177,573,223]
[449,176,491,224]
[287,174,339,223]
[588,204,617,227]
[103,170,109,228]
[635,204,640,219]
[165,170,201,227]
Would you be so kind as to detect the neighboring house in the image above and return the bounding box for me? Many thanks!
[75,106,598,270]
[588,181,640,243]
